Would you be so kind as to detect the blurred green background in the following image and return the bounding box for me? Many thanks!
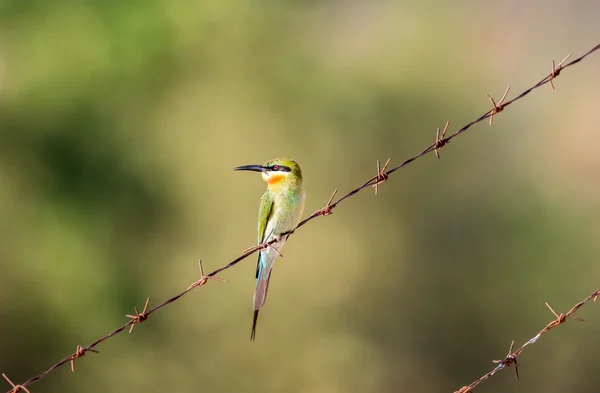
[1,1,600,392]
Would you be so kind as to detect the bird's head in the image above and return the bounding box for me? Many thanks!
[234,158,302,188]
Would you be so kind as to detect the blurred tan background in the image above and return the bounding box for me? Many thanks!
[1,1,600,392]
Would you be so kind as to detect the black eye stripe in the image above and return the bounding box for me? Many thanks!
[269,165,291,172]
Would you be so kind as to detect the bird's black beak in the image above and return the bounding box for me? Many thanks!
[233,164,267,172]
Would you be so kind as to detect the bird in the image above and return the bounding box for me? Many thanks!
[234,158,306,341]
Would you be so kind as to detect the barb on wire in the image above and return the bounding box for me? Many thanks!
[434,121,450,159]
[187,259,228,291]
[70,345,98,372]
[455,288,600,393]
[310,188,338,218]
[550,53,572,91]
[373,158,391,195]
[4,43,600,393]
[492,340,519,380]
[2,374,29,393]
[487,85,511,125]
[545,301,585,324]
[126,298,151,334]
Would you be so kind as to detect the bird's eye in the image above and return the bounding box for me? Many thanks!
[272,165,279,171]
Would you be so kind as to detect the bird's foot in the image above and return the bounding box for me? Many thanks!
[243,239,284,258]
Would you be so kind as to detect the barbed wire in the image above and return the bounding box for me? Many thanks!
[455,288,600,393]
[3,43,600,393]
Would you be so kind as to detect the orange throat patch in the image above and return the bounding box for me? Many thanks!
[265,173,285,185]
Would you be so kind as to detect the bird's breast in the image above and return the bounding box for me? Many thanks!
[270,189,305,234]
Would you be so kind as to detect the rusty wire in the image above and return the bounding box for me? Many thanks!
[455,289,600,393]
[4,43,600,393]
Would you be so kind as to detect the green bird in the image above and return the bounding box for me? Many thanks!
[234,158,306,340]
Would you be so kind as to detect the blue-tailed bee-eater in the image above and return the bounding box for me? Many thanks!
[234,158,306,340]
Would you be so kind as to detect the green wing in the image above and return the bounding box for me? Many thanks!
[256,191,274,278]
